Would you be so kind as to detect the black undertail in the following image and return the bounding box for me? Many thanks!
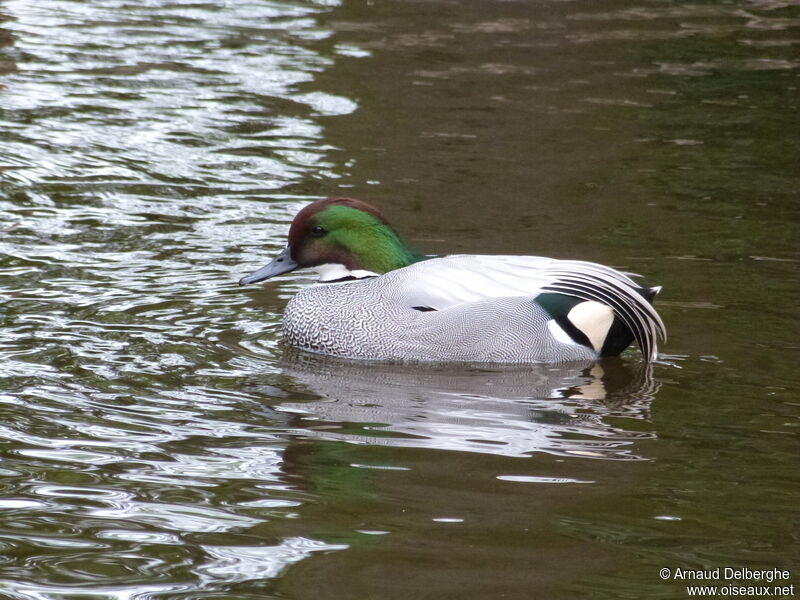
[600,286,659,357]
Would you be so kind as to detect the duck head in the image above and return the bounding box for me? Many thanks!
[239,197,421,285]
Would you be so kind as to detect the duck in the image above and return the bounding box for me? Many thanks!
[239,197,666,364]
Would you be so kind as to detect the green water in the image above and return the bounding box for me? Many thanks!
[0,0,798,598]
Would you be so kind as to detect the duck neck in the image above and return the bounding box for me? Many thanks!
[323,206,423,274]
[351,226,421,274]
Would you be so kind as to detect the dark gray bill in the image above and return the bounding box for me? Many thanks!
[239,247,298,285]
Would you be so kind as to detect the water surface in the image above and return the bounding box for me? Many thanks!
[0,0,798,598]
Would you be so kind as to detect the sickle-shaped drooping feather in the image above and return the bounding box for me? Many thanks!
[540,268,666,361]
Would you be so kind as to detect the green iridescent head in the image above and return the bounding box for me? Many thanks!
[239,197,422,284]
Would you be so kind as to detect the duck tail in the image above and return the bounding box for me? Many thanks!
[540,264,667,362]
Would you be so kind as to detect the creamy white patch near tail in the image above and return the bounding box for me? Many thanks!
[567,301,614,352]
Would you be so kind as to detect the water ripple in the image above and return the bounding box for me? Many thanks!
[2,0,796,596]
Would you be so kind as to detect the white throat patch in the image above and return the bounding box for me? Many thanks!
[315,263,379,282]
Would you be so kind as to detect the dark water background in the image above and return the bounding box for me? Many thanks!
[0,0,798,598]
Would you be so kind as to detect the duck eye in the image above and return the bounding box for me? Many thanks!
[310,225,327,238]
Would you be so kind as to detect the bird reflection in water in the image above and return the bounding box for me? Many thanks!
[253,352,660,460]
